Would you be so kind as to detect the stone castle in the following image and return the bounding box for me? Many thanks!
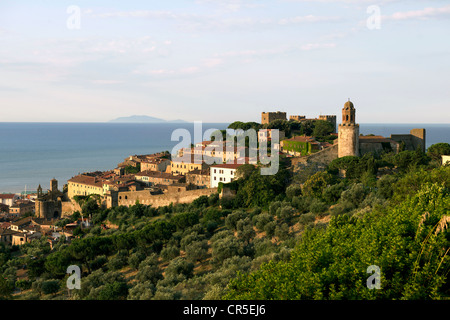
[261,111,287,125]
[262,111,337,133]
[337,99,425,158]
[35,178,64,220]
[278,99,426,167]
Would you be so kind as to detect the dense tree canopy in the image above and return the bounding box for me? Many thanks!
[224,169,450,300]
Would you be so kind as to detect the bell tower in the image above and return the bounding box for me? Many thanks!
[342,99,356,124]
[338,99,360,157]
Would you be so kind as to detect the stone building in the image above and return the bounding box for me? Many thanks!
[289,99,426,168]
[318,115,337,133]
[281,135,320,157]
[359,135,400,155]
[290,114,337,133]
[170,155,210,175]
[9,201,35,217]
[289,115,306,121]
[261,111,287,124]
[390,128,426,153]
[186,169,211,188]
[337,99,426,158]
[35,179,63,220]
[140,158,171,172]
[135,170,184,186]
[67,174,104,199]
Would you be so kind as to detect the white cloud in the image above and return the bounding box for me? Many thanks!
[278,14,341,25]
[91,8,343,32]
[384,5,450,21]
[91,80,124,85]
[300,43,337,51]
[195,0,265,12]
[203,58,225,68]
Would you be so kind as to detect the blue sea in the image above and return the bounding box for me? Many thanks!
[0,122,449,194]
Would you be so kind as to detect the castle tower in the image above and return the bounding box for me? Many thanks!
[338,99,360,157]
[318,115,337,133]
[261,111,287,125]
[50,178,58,193]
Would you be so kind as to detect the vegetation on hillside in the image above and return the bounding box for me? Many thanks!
[0,143,448,300]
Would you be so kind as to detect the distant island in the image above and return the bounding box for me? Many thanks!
[109,115,187,123]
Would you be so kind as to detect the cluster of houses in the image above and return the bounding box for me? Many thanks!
[0,194,35,218]
[67,141,255,202]
[65,126,339,205]
[0,110,344,247]
[0,214,92,247]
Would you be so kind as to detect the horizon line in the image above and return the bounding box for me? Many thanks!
[0,121,449,125]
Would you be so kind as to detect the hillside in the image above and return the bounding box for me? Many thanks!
[1,145,449,300]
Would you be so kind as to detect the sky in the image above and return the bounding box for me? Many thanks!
[0,0,449,123]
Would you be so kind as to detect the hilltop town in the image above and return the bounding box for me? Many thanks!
[0,100,434,248]
[0,99,449,301]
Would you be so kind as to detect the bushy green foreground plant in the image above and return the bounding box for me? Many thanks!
[224,170,449,300]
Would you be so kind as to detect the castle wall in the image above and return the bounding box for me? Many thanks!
[390,129,426,153]
[35,200,62,219]
[359,141,400,156]
[261,112,287,124]
[293,143,339,166]
[115,188,217,208]
[410,128,426,152]
[61,201,82,217]
[338,124,360,157]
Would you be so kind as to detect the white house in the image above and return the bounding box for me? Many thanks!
[0,194,19,207]
[258,129,285,142]
[210,163,243,188]
[442,155,450,166]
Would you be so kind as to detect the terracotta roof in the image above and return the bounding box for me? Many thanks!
[142,157,170,164]
[136,170,182,180]
[172,154,206,164]
[211,163,244,169]
[359,136,397,143]
[68,175,104,188]
[11,216,33,226]
[0,194,16,199]
[196,141,212,147]
[284,135,316,143]
[0,229,20,236]
[187,169,210,176]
